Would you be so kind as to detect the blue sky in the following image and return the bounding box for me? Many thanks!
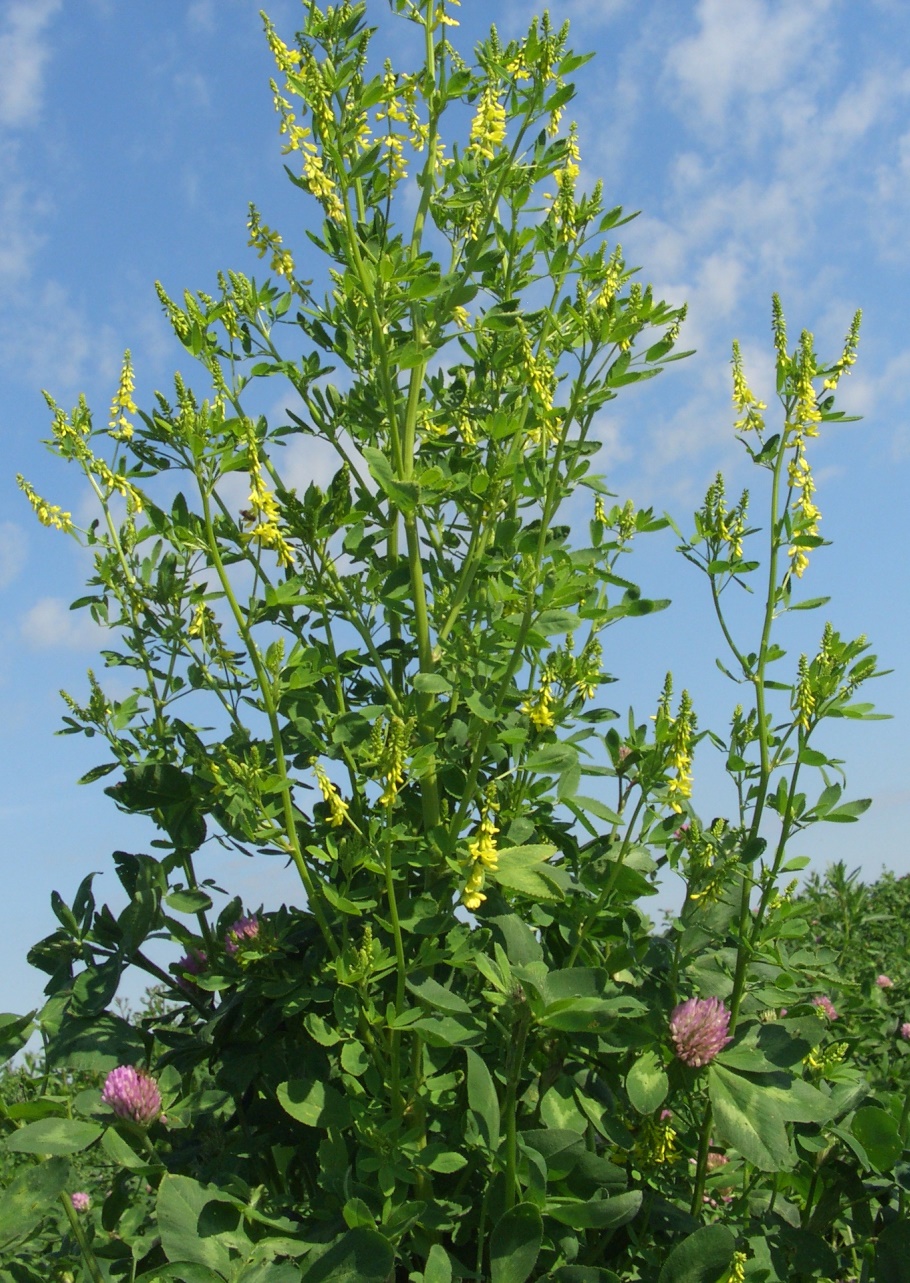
[1,0,908,1017]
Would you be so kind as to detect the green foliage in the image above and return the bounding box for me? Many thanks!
[4,2,903,1281]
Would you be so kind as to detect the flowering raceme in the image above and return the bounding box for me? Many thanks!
[669,997,732,1067]
[101,1066,162,1127]
[225,914,260,954]
[812,994,838,1021]
[70,1192,91,1212]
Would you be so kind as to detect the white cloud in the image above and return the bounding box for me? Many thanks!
[664,0,831,133]
[0,160,46,283]
[187,0,216,32]
[21,596,103,649]
[0,522,26,588]
[0,0,62,128]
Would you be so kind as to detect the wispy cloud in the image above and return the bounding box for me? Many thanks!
[21,596,103,649]
[663,0,833,138]
[0,0,62,128]
[0,522,26,588]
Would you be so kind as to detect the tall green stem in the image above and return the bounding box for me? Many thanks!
[727,425,792,1031]
[60,1192,106,1283]
[690,1102,713,1217]
[197,483,338,957]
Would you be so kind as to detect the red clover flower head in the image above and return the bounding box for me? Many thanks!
[812,995,838,1021]
[70,1191,91,1213]
[102,1065,162,1127]
[901,1022,910,1041]
[225,914,259,954]
[876,974,894,989]
[669,996,732,1068]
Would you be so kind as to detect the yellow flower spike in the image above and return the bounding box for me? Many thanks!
[17,474,74,534]
[633,1115,678,1166]
[469,84,506,161]
[719,1251,748,1283]
[521,680,556,732]
[794,654,815,731]
[467,805,499,872]
[375,716,412,808]
[823,308,862,390]
[433,0,459,28]
[731,340,766,432]
[666,689,696,813]
[108,350,138,440]
[793,330,822,437]
[311,759,351,829]
[461,795,500,910]
[242,436,295,567]
[771,293,788,366]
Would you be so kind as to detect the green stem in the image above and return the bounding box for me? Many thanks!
[181,852,214,952]
[726,425,792,1032]
[567,793,647,967]
[197,482,338,957]
[690,1101,713,1218]
[60,1191,106,1283]
[384,823,407,1118]
[502,1005,531,1212]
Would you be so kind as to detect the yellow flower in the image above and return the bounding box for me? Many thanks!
[793,654,815,731]
[243,437,295,567]
[312,759,350,829]
[469,84,506,161]
[17,475,73,533]
[462,800,499,911]
[665,689,695,813]
[634,1115,678,1166]
[522,681,556,731]
[731,340,766,432]
[720,1252,748,1283]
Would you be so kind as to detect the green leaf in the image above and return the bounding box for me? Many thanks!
[707,1064,793,1171]
[342,1197,376,1230]
[361,445,419,514]
[545,1191,641,1230]
[45,1013,145,1072]
[0,1156,71,1248]
[539,995,645,1032]
[134,1266,226,1283]
[4,1118,103,1155]
[166,888,214,914]
[102,1125,151,1170]
[0,1011,35,1065]
[626,1050,669,1114]
[657,1224,736,1283]
[157,1175,233,1275]
[466,1046,501,1151]
[852,1105,903,1171]
[412,672,453,694]
[492,846,564,901]
[820,797,872,822]
[788,595,831,611]
[875,1218,910,1282]
[466,690,498,721]
[524,744,578,775]
[277,1079,352,1130]
[300,1227,395,1282]
[535,609,580,636]
[424,1244,454,1283]
[407,974,472,1014]
[490,1202,543,1283]
[570,795,623,825]
[549,1270,621,1283]
[419,1146,468,1173]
